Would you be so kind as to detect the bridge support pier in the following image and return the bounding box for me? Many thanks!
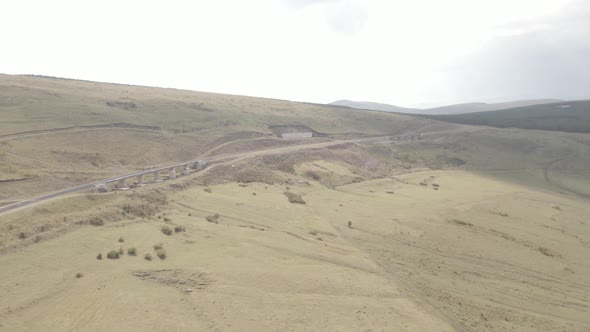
[169,167,176,179]
[183,165,190,176]
[153,170,162,182]
[116,179,129,190]
[136,174,146,186]
[197,160,208,170]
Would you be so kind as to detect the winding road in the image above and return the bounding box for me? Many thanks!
[0,134,411,215]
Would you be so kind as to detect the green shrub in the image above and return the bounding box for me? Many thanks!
[153,243,164,250]
[118,236,124,243]
[156,249,167,260]
[75,272,83,278]
[144,253,152,261]
[204,187,212,193]
[89,217,104,226]
[161,226,173,235]
[174,225,185,233]
[127,247,137,256]
[163,217,171,222]
[449,219,473,227]
[96,253,102,260]
[283,191,306,204]
[107,250,120,259]
[206,213,220,223]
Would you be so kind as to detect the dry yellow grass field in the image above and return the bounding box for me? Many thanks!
[1,75,589,331]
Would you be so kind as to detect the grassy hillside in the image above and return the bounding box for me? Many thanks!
[1,75,428,135]
[421,100,590,133]
[0,74,441,201]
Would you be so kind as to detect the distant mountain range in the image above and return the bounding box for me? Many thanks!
[419,100,590,133]
[329,99,564,115]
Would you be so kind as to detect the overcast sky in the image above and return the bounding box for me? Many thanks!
[1,0,588,107]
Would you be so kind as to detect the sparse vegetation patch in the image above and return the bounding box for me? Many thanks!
[284,191,306,204]
[107,250,120,259]
[449,219,473,227]
[206,213,220,223]
[161,226,173,235]
[156,249,167,260]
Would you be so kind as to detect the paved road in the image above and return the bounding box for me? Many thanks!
[0,134,409,214]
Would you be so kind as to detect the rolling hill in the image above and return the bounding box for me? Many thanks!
[425,99,563,114]
[421,100,590,133]
[329,99,420,113]
[330,98,563,115]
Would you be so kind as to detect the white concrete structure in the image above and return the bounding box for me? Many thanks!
[281,132,312,140]
[153,170,162,182]
[136,174,146,186]
[169,167,176,179]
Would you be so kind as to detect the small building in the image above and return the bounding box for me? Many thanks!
[267,125,316,140]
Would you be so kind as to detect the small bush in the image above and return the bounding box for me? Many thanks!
[118,237,124,243]
[153,243,164,250]
[97,253,103,260]
[75,272,83,278]
[17,232,27,239]
[284,191,306,204]
[161,226,173,235]
[204,187,212,193]
[206,213,220,223]
[119,247,124,255]
[174,225,185,233]
[163,217,171,222]
[188,213,192,216]
[348,221,352,228]
[107,250,120,259]
[156,249,167,260]
[89,217,104,226]
[144,253,152,261]
[127,247,137,256]
[34,235,42,243]
[450,219,473,227]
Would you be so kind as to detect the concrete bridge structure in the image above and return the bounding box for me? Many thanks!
[391,134,422,141]
[107,160,208,191]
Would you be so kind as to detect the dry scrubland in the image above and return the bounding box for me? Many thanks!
[1,75,590,331]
